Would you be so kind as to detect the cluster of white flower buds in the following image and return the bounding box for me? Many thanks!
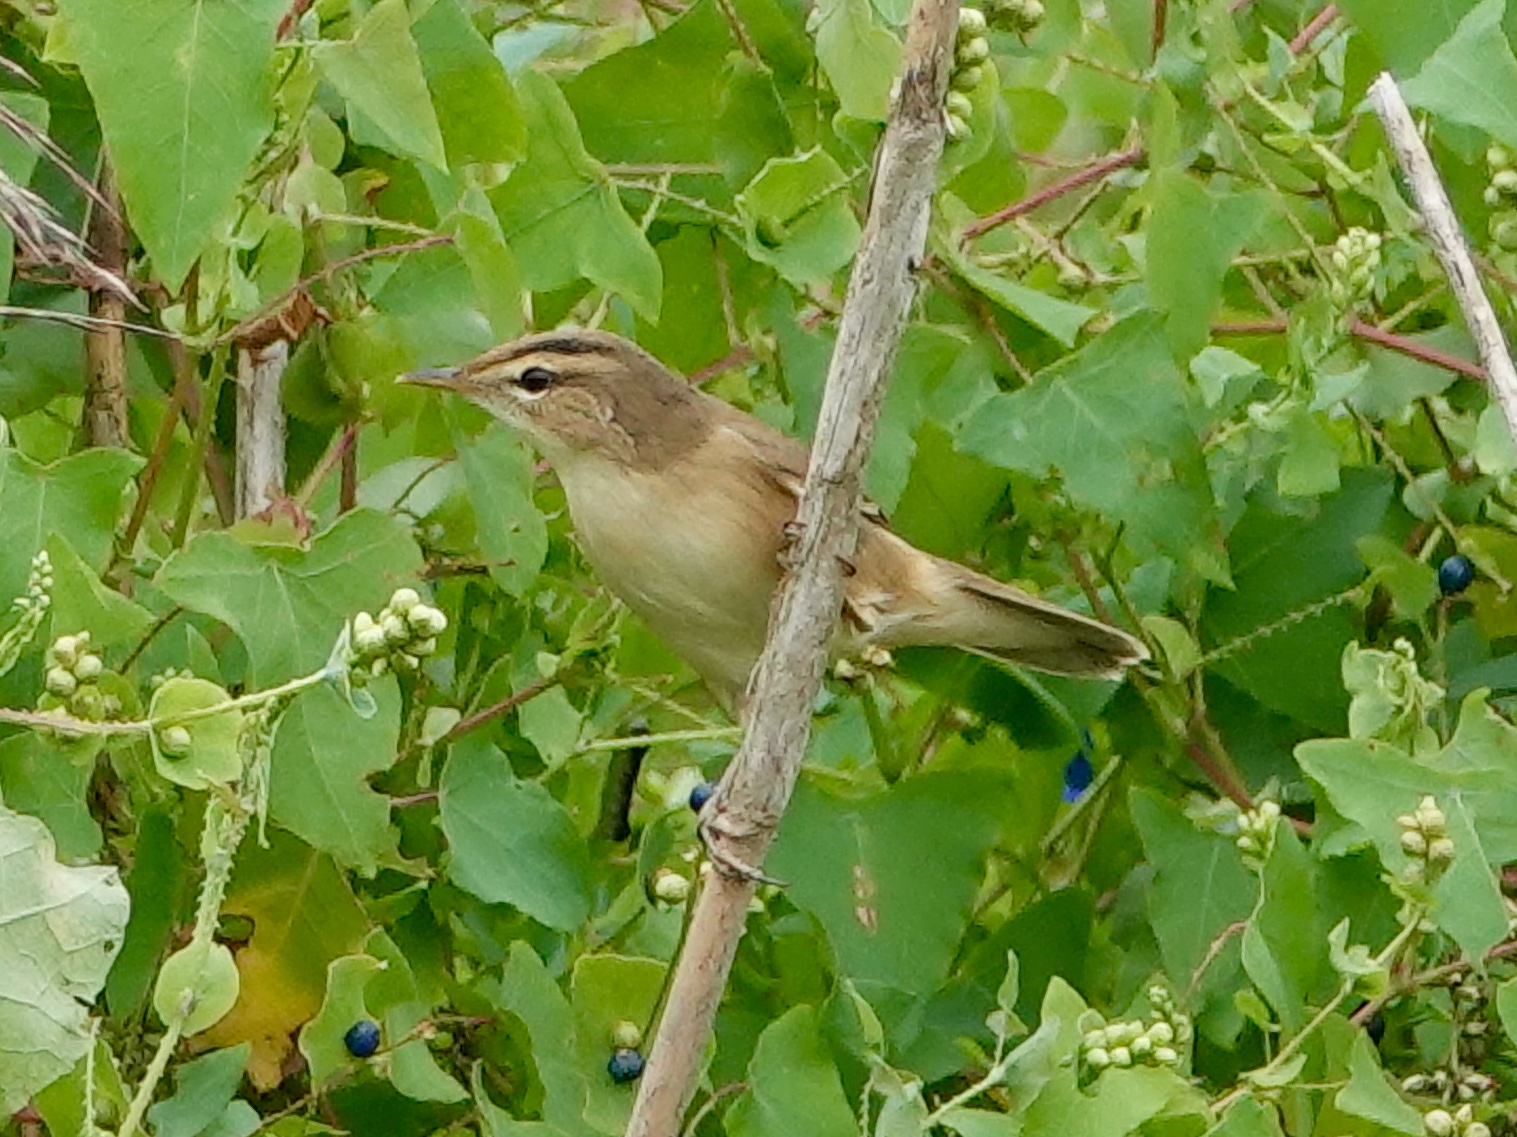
[1484,145,1517,252]
[1234,799,1280,872]
[1398,795,1454,883]
[985,0,1044,32]
[1327,227,1382,311]
[1079,986,1191,1077]
[43,630,116,720]
[1404,1070,1498,1102]
[1423,1104,1491,1137]
[0,551,53,676]
[17,551,52,620]
[348,588,447,679]
[946,9,991,142]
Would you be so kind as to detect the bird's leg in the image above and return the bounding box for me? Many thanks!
[777,519,804,572]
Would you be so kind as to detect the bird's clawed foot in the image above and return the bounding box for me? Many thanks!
[698,811,787,886]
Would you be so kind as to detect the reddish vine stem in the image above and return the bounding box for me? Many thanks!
[340,442,358,513]
[438,675,561,745]
[960,145,1145,241]
[1214,319,1489,382]
[1288,3,1338,54]
[116,342,198,564]
[276,0,314,39]
[1150,0,1167,58]
[294,422,359,510]
[176,362,237,525]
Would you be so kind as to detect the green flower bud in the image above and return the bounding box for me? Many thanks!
[1085,1047,1110,1069]
[946,114,970,141]
[381,613,409,644]
[957,35,990,65]
[951,64,984,92]
[652,869,691,903]
[389,587,421,612]
[1486,186,1505,207]
[1494,169,1517,194]
[1109,1046,1132,1067]
[957,7,987,37]
[1147,1020,1174,1045]
[412,637,438,658]
[1401,829,1428,856]
[946,92,974,119]
[1424,1109,1455,1137]
[1489,144,1512,170]
[73,654,103,681]
[45,667,77,698]
[1428,837,1455,863]
[160,725,194,757]
[1466,1124,1491,1137]
[612,1020,643,1050]
[1493,216,1517,251]
[1154,1046,1179,1065]
[1130,1034,1153,1057]
[353,611,377,634]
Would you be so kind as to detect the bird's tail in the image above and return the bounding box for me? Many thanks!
[901,559,1150,680]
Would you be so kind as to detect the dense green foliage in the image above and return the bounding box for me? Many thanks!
[5,0,1517,1135]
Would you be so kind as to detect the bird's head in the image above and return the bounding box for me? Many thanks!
[401,329,708,469]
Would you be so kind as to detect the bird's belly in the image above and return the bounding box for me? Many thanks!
[560,462,781,697]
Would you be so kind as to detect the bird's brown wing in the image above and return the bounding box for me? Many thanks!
[716,406,1148,678]
[718,410,890,525]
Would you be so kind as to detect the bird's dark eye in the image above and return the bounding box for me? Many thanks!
[517,366,555,394]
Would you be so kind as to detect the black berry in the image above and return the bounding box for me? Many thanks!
[688,781,715,812]
[1438,554,1475,596]
[344,1019,381,1058]
[607,1047,645,1084]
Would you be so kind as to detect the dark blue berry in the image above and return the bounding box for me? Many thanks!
[1062,751,1094,803]
[688,781,715,812]
[1366,1011,1386,1047]
[1438,554,1475,596]
[344,1019,381,1058]
[607,1047,645,1084]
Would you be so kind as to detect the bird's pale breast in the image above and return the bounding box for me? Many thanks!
[553,443,787,703]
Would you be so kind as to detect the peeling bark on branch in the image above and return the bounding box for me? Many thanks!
[623,1,959,1133]
[234,341,289,519]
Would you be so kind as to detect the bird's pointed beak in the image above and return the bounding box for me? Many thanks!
[399,366,464,390]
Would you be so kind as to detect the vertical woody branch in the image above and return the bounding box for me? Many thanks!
[623,1,959,1133]
[83,162,129,448]
[1367,74,1517,447]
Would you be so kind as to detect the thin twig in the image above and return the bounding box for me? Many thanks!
[1288,4,1338,54]
[438,675,561,745]
[295,422,359,509]
[625,3,959,1132]
[0,305,172,338]
[116,342,198,563]
[216,234,452,348]
[1213,319,1488,382]
[961,146,1145,241]
[1368,74,1517,444]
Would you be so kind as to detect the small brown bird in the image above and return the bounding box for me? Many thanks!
[404,330,1147,711]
